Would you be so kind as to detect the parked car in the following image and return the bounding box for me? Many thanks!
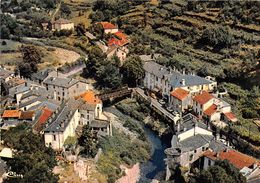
[159,99,166,105]
[166,107,174,112]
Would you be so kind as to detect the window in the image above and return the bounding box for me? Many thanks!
[76,84,79,88]
[194,150,197,153]
[208,160,211,166]
[202,147,205,151]
[81,114,84,118]
[189,154,193,161]
[53,135,56,141]
[87,115,89,120]
[63,92,65,96]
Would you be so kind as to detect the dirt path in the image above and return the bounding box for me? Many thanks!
[51,1,61,21]
[116,164,140,183]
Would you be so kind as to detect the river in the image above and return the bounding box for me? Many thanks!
[104,107,170,183]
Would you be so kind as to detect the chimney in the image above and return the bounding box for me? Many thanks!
[181,79,185,86]
[216,152,219,158]
[177,122,180,132]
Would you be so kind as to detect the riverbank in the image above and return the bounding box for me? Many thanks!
[104,107,170,182]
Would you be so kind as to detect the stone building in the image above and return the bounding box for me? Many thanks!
[43,77,89,101]
[52,18,74,31]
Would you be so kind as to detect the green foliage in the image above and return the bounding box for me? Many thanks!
[0,14,18,39]
[3,124,58,183]
[96,62,122,89]
[198,26,235,50]
[53,29,73,37]
[78,125,98,158]
[17,45,42,78]
[195,160,246,183]
[121,55,144,87]
[60,2,71,18]
[97,129,150,182]
[84,46,123,89]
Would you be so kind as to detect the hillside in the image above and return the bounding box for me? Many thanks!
[89,0,260,149]
[115,0,260,87]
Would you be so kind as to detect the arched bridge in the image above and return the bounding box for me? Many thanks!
[96,87,132,101]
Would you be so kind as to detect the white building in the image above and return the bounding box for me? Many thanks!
[52,18,74,31]
[143,61,217,100]
[98,22,118,34]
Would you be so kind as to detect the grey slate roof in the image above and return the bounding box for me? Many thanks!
[170,74,212,88]
[143,61,171,78]
[19,97,44,108]
[0,68,14,79]
[180,134,214,152]
[209,140,228,152]
[43,77,79,88]
[44,102,77,132]
[31,68,54,82]
[44,97,96,133]
[90,119,109,128]
[28,100,59,111]
[176,113,208,134]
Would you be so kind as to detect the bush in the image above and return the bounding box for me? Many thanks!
[53,29,73,37]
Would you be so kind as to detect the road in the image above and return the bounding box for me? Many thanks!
[134,88,176,123]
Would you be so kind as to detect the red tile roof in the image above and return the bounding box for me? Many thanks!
[114,31,128,40]
[34,108,53,132]
[99,22,117,29]
[224,112,237,122]
[108,37,129,47]
[203,150,259,169]
[78,90,101,105]
[204,104,218,116]
[19,111,35,120]
[2,110,21,118]
[170,88,189,100]
[193,91,214,105]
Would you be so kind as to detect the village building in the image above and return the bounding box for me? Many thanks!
[165,133,227,180]
[143,61,217,100]
[2,110,21,120]
[3,77,26,96]
[193,91,216,118]
[0,67,14,82]
[76,90,103,122]
[44,102,80,150]
[32,107,54,133]
[170,88,190,113]
[202,149,259,180]
[44,90,110,150]
[52,18,74,31]
[98,22,118,34]
[43,77,89,101]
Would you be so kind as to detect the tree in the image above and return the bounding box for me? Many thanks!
[4,124,58,183]
[17,45,42,78]
[83,46,106,77]
[78,125,98,158]
[198,26,234,50]
[96,63,122,89]
[195,160,246,183]
[60,2,71,17]
[75,23,86,36]
[121,55,144,87]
